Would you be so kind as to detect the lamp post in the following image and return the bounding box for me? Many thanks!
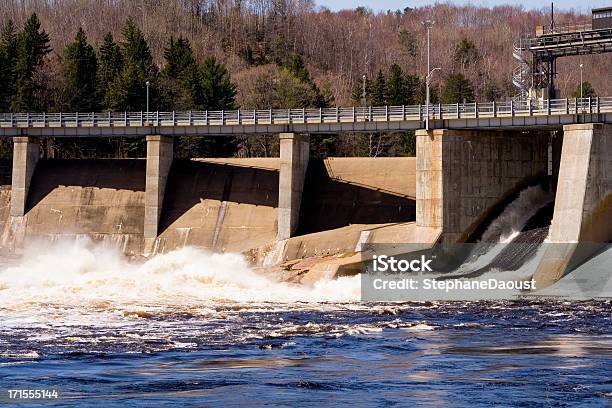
[362,74,367,120]
[579,63,583,99]
[422,19,435,131]
[146,80,150,125]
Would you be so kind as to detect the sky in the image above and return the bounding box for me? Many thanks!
[315,0,610,13]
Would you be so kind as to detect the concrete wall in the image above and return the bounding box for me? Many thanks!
[416,129,548,243]
[298,157,416,235]
[8,159,146,254]
[0,154,419,257]
[534,123,612,288]
[154,158,280,254]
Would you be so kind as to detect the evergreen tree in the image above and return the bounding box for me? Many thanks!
[571,81,597,98]
[121,18,155,76]
[198,56,236,110]
[105,19,155,111]
[369,70,387,106]
[11,13,51,112]
[161,36,196,80]
[194,57,238,157]
[64,28,98,111]
[442,73,474,103]
[0,19,18,111]
[415,80,439,104]
[405,74,421,104]
[159,36,200,110]
[351,75,369,105]
[386,64,408,105]
[453,38,480,73]
[283,54,331,108]
[98,33,123,109]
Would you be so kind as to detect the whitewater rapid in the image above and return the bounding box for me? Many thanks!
[0,239,361,312]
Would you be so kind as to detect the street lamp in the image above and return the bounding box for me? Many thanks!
[145,80,150,125]
[425,68,441,130]
[579,63,583,99]
[422,19,435,131]
[362,74,367,120]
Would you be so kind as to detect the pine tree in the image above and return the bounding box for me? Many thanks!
[64,28,98,111]
[0,19,18,111]
[442,73,475,103]
[369,70,387,106]
[98,33,123,109]
[121,18,155,76]
[453,38,480,74]
[11,13,51,112]
[386,64,408,106]
[161,36,196,80]
[571,82,597,98]
[194,57,238,157]
[198,56,236,110]
[351,75,370,105]
[405,74,421,105]
[105,19,156,111]
[284,54,331,108]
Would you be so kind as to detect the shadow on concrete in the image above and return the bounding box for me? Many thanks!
[296,159,416,236]
[0,158,11,187]
[159,159,279,232]
[27,159,146,212]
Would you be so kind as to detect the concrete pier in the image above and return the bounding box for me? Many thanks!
[10,137,39,217]
[416,129,548,242]
[533,123,612,288]
[144,135,173,251]
[277,133,310,240]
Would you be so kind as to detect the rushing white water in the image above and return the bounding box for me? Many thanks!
[480,185,554,244]
[0,238,361,311]
[449,185,554,275]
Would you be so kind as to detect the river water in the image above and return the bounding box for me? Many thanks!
[0,242,611,406]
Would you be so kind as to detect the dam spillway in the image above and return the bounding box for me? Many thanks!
[0,122,610,289]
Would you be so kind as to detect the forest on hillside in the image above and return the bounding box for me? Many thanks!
[0,0,609,158]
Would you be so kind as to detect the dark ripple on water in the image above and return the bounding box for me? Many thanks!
[0,300,611,406]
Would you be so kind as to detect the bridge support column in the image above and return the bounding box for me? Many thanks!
[533,123,612,288]
[144,135,173,252]
[10,137,39,217]
[277,133,309,240]
[416,129,547,243]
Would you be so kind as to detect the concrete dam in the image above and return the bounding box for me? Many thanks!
[0,101,611,292]
[0,150,417,258]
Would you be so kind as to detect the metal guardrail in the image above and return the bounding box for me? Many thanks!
[0,97,610,130]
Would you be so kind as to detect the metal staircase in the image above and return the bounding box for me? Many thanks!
[512,43,529,102]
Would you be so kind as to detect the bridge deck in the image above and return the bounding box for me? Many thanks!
[1,97,611,137]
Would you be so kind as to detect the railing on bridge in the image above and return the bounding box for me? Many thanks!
[0,97,610,129]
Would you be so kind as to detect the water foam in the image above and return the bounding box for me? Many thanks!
[0,238,360,311]
[480,185,553,243]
